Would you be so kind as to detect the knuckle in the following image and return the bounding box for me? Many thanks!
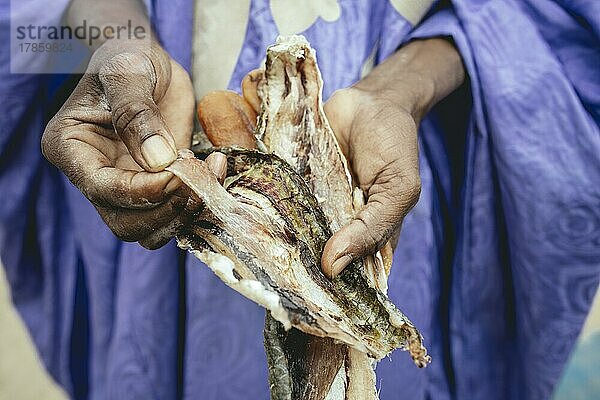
[169,59,189,85]
[399,171,421,208]
[139,237,157,250]
[107,219,139,242]
[40,129,55,162]
[139,234,169,250]
[328,87,360,109]
[78,169,107,206]
[113,229,138,243]
[359,194,403,252]
[328,88,348,103]
[99,52,153,80]
[112,100,157,140]
[355,210,385,253]
[82,183,103,206]
[40,116,64,163]
[41,117,96,201]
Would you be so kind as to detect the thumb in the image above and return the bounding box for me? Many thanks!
[321,172,421,278]
[99,52,177,172]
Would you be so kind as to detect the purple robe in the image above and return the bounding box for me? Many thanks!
[1,0,599,399]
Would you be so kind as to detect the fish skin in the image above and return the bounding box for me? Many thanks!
[169,149,422,359]
[257,36,355,234]
[177,34,430,400]
[256,36,429,400]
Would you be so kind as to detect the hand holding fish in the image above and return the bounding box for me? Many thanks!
[322,38,465,277]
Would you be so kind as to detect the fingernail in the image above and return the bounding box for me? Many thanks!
[141,135,176,170]
[206,152,227,182]
[164,176,182,194]
[330,254,353,278]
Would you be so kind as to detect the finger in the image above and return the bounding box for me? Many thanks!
[179,151,228,210]
[43,125,184,209]
[321,170,421,278]
[139,151,228,249]
[241,69,264,114]
[139,217,183,249]
[205,151,228,182]
[323,89,359,156]
[197,91,257,149]
[89,168,186,209]
[89,151,227,210]
[98,193,187,242]
[157,60,195,150]
[98,51,177,172]
[139,152,227,250]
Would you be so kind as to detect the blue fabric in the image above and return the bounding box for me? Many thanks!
[1,0,599,399]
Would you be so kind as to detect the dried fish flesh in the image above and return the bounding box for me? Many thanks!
[169,35,430,400]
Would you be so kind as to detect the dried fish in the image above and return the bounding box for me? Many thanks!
[169,35,430,400]
[169,148,420,358]
[256,36,429,400]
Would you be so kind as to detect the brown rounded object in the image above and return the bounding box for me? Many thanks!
[197,90,257,149]
[241,69,264,114]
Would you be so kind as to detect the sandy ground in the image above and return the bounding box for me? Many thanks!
[579,288,600,342]
[0,259,598,399]
[553,289,600,400]
[0,263,67,400]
